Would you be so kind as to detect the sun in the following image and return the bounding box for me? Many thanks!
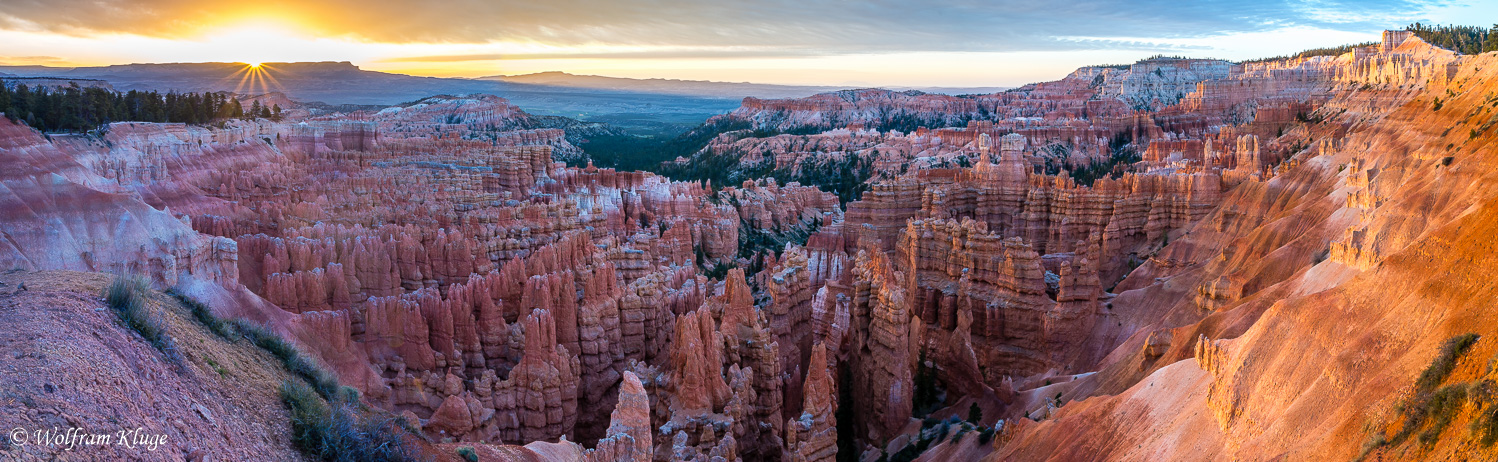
[203,21,304,66]
[223,61,284,96]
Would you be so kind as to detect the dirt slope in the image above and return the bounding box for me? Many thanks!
[0,270,306,461]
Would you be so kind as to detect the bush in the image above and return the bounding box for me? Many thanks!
[167,289,236,339]
[1359,431,1387,460]
[1420,384,1469,444]
[887,444,922,462]
[1472,382,1498,446]
[977,426,997,445]
[968,402,983,423]
[283,380,332,455]
[281,380,417,462]
[951,426,970,443]
[1378,333,1484,448]
[457,446,478,462]
[934,422,950,444]
[104,275,147,310]
[1417,333,1480,392]
[166,291,238,337]
[103,275,179,360]
[234,319,340,399]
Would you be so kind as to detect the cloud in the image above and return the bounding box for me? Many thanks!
[0,55,67,64]
[0,0,1469,56]
[381,48,828,63]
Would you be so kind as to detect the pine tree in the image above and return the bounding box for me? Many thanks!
[1486,24,1498,53]
[0,84,12,120]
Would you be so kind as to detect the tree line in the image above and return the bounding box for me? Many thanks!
[0,83,282,133]
[1406,23,1498,55]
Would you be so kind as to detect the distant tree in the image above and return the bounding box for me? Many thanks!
[1406,23,1496,54]
[0,84,11,118]
[0,84,252,132]
[248,100,263,120]
[1486,24,1498,53]
[272,104,283,121]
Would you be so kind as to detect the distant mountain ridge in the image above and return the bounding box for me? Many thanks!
[483,71,1010,98]
[482,71,845,99]
[0,62,1008,133]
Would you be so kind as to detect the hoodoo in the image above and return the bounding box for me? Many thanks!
[3,7,1498,461]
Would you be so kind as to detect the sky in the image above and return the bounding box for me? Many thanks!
[0,0,1493,87]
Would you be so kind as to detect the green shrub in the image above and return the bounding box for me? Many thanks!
[282,380,332,455]
[934,421,950,444]
[951,427,969,443]
[204,357,228,377]
[888,444,921,462]
[280,380,417,462]
[167,289,236,339]
[977,424,997,445]
[1359,431,1387,460]
[234,319,340,399]
[457,446,478,462]
[1472,391,1498,445]
[1379,333,1483,448]
[103,275,179,361]
[104,275,148,310]
[1421,384,1469,444]
[967,402,982,423]
[1417,333,1480,392]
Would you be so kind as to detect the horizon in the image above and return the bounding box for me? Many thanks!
[2,1,1494,88]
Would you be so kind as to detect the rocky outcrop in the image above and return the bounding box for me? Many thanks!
[847,134,1221,285]
[665,308,731,416]
[847,246,914,442]
[584,371,652,462]
[0,118,244,290]
[789,343,838,462]
[499,308,582,443]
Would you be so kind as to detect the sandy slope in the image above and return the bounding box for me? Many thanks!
[0,270,305,461]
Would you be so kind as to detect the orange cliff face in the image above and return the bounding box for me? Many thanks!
[989,32,1498,461]
[4,30,1498,462]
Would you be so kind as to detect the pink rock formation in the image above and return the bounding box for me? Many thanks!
[583,371,652,462]
[790,342,838,462]
[847,246,915,442]
[666,308,730,415]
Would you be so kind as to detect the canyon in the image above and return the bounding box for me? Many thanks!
[3,29,1498,461]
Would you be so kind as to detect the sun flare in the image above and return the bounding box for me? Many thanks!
[203,22,306,66]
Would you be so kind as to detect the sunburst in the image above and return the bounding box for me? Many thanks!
[217,62,284,97]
